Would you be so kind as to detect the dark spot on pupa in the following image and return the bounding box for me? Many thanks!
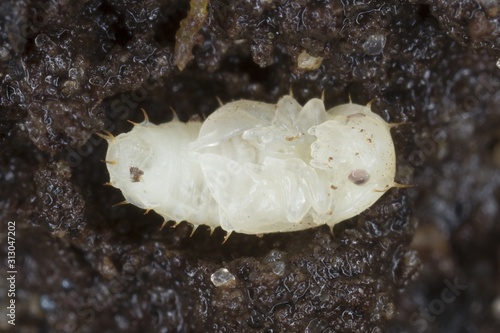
[345,113,366,124]
[330,185,338,190]
[348,169,370,185]
[130,166,144,182]
[347,113,366,119]
[285,132,304,141]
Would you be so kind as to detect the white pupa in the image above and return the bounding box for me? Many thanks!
[102,95,398,235]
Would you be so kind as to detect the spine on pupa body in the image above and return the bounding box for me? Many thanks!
[104,95,396,235]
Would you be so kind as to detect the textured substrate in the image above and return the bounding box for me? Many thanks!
[1,0,499,332]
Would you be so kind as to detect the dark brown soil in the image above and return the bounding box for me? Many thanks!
[1,0,499,332]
